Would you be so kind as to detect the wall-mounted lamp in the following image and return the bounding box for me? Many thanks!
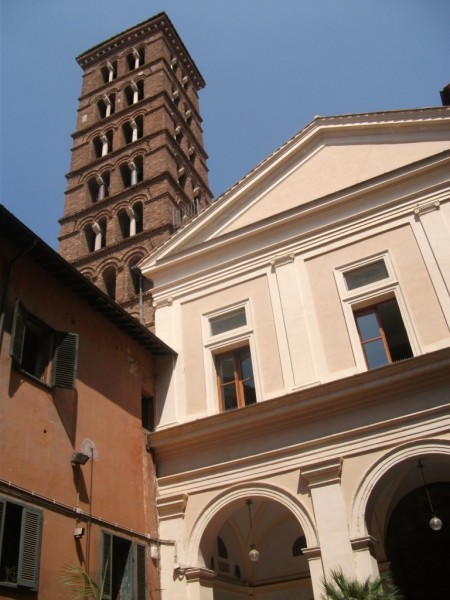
[417,460,442,531]
[73,527,85,539]
[71,452,90,467]
[246,499,260,562]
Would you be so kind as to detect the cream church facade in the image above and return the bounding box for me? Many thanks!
[140,107,450,600]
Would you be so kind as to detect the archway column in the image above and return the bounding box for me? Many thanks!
[302,546,325,599]
[302,458,356,579]
[351,536,379,580]
[185,568,215,600]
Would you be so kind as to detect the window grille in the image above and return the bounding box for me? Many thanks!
[344,260,388,291]
[210,308,247,336]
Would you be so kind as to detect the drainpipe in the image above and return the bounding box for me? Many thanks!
[0,241,36,348]
[131,266,144,324]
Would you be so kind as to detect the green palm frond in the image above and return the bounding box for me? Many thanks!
[322,569,403,600]
[60,564,101,600]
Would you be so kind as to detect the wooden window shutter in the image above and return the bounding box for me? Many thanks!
[101,532,113,600]
[9,301,26,365]
[17,506,42,590]
[0,498,5,568]
[134,543,147,600]
[52,332,79,389]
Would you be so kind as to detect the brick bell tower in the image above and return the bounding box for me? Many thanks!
[59,13,212,327]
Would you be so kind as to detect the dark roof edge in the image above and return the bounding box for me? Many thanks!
[0,205,176,357]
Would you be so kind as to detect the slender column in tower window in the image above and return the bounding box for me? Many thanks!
[132,48,141,69]
[96,175,106,201]
[127,206,137,237]
[131,119,138,143]
[104,95,112,117]
[106,61,115,82]
[100,134,109,157]
[92,222,102,251]
[131,81,139,105]
[129,161,138,186]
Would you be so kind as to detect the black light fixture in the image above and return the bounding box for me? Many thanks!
[71,452,90,466]
[417,460,442,531]
[246,499,260,562]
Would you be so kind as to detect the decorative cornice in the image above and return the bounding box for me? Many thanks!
[148,347,450,463]
[301,458,343,488]
[184,567,216,583]
[140,147,450,280]
[351,535,378,556]
[270,253,296,269]
[154,296,173,308]
[156,492,188,520]
[414,199,440,217]
[301,546,322,560]
[76,13,205,89]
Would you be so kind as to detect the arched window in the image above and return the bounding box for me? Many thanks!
[133,202,143,233]
[93,131,113,158]
[101,60,117,83]
[128,259,141,295]
[117,208,131,239]
[217,537,228,560]
[126,47,145,71]
[88,172,110,202]
[84,224,96,253]
[102,266,116,300]
[97,94,116,119]
[120,157,143,188]
[124,80,144,106]
[122,116,143,144]
[177,165,187,188]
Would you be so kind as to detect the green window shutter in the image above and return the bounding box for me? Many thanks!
[17,505,42,590]
[0,498,6,569]
[52,332,79,389]
[101,532,113,600]
[9,301,26,365]
[134,543,147,600]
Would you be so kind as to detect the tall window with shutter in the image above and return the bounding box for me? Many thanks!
[9,301,78,389]
[101,532,147,600]
[0,497,43,591]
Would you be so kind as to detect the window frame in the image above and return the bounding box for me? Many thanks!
[202,301,260,414]
[0,497,43,591]
[9,301,79,389]
[334,253,418,372]
[101,531,146,600]
[215,346,256,411]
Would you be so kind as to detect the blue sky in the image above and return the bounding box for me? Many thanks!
[1,0,449,248]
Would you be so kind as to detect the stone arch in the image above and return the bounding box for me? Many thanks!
[349,438,450,540]
[116,109,146,131]
[92,256,121,280]
[78,208,112,230]
[186,482,318,569]
[80,163,114,185]
[122,246,147,264]
[80,267,95,280]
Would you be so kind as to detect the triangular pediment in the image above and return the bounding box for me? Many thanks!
[140,108,450,270]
